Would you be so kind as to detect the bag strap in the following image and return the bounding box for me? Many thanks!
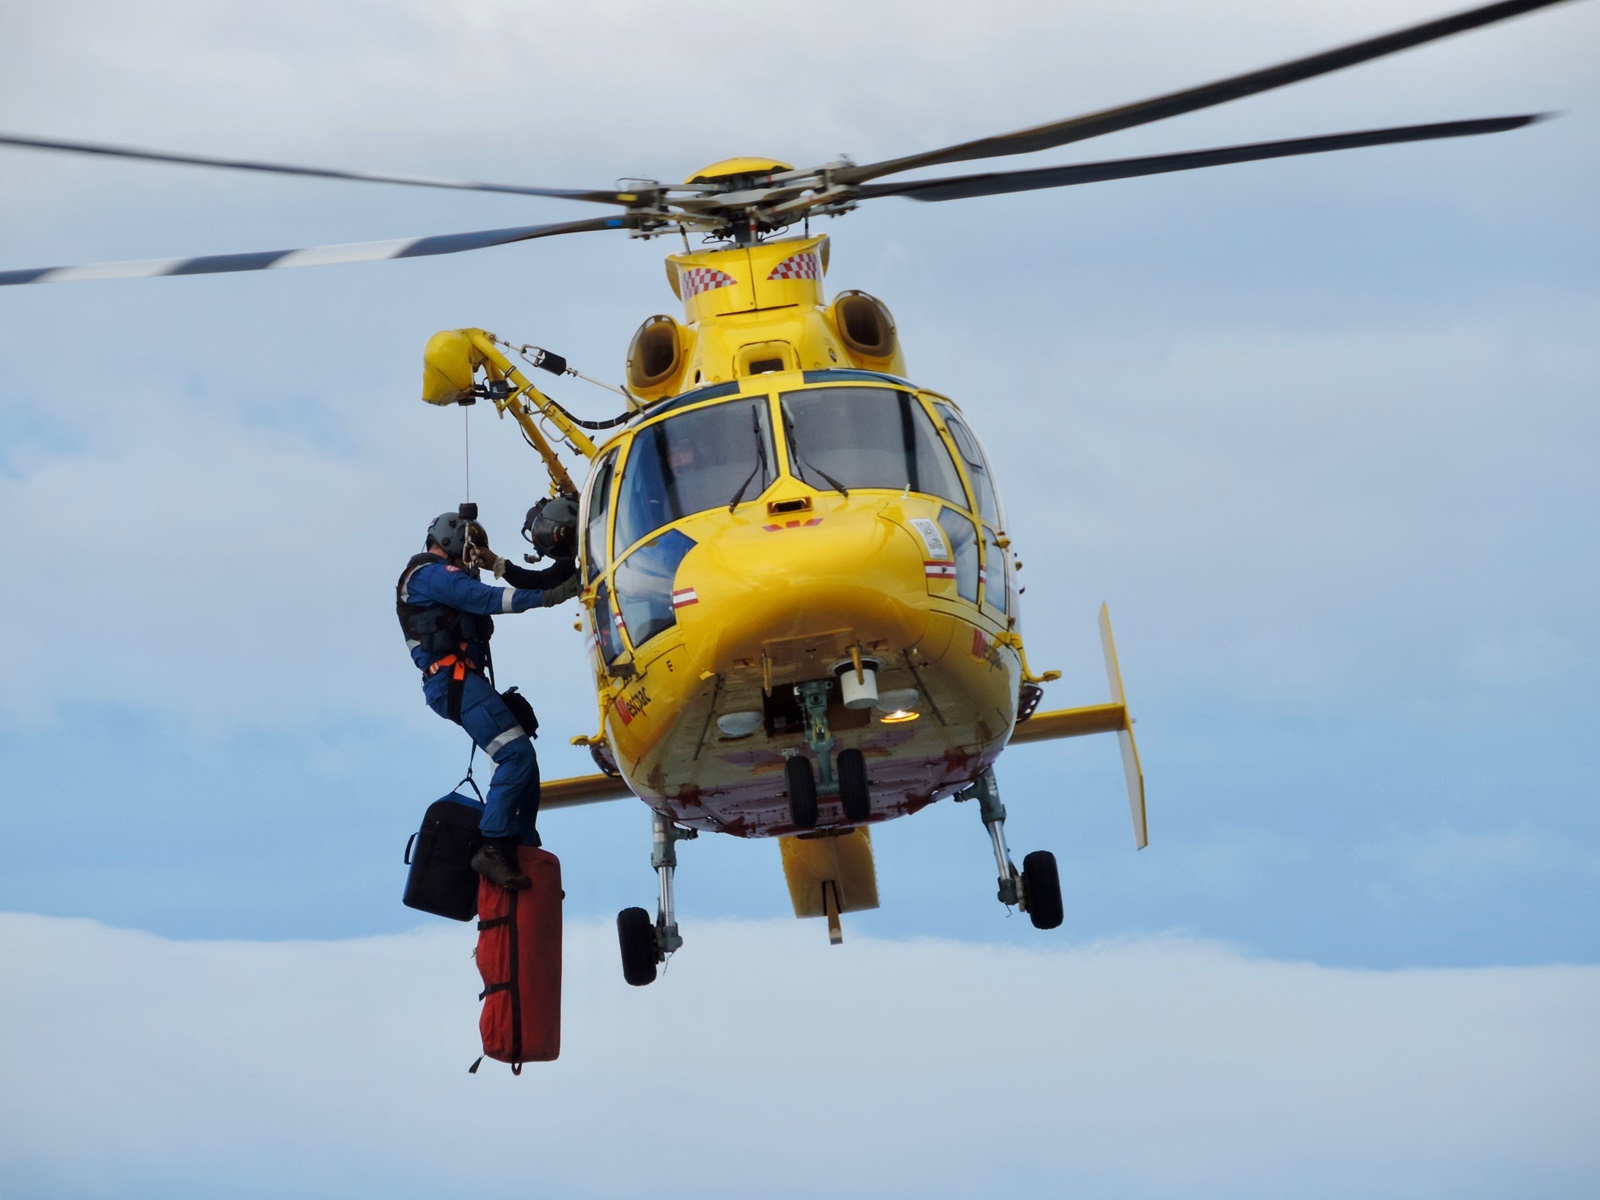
[455,762,485,805]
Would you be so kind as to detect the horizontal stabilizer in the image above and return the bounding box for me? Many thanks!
[540,772,634,809]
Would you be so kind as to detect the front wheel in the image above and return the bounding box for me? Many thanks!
[786,755,818,829]
[617,906,659,986]
[1022,851,1063,930]
[837,747,871,823]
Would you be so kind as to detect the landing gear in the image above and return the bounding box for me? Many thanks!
[785,680,872,828]
[956,768,1062,930]
[1021,850,1063,930]
[615,811,697,987]
[616,907,658,986]
[837,747,871,823]
[785,755,818,829]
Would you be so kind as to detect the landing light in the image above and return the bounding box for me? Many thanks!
[879,709,920,724]
[874,688,920,711]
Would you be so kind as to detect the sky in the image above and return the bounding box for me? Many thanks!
[0,0,1597,1194]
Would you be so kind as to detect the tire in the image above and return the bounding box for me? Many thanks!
[786,755,819,829]
[1022,851,1063,930]
[837,747,871,823]
[616,906,659,986]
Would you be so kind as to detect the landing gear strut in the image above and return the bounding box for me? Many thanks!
[956,768,1063,930]
[617,811,697,986]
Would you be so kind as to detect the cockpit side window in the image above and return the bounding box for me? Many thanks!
[581,449,617,585]
[613,529,697,650]
[935,404,1002,528]
[981,525,1008,614]
[613,398,775,554]
[778,386,965,506]
[594,579,625,666]
[937,508,981,604]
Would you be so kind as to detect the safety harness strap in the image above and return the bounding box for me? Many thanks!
[427,648,478,724]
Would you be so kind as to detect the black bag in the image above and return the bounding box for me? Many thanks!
[402,789,486,921]
[500,686,539,740]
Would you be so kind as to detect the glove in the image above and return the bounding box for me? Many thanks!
[540,573,582,607]
[468,544,507,577]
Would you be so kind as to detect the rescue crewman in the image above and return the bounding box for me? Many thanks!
[397,509,579,890]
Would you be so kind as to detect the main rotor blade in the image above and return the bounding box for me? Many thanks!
[853,115,1545,204]
[836,0,1574,185]
[0,215,631,287]
[0,132,648,205]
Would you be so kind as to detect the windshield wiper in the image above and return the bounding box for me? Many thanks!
[782,406,849,497]
[727,406,770,511]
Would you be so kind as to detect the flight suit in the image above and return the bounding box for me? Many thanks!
[397,554,574,845]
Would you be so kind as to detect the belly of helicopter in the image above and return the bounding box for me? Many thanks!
[596,495,1022,836]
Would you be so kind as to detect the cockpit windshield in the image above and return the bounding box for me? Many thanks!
[778,386,967,506]
[613,397,776,553]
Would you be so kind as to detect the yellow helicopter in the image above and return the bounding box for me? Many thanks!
[0,0,1571,981]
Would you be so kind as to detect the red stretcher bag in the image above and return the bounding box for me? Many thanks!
[473,846,562,1069]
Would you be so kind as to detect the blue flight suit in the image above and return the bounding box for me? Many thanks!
[401,558,549,845]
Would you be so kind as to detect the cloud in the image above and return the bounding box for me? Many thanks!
[0,913,1596,1199]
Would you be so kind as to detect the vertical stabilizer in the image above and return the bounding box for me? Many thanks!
[1099,604,1148,849]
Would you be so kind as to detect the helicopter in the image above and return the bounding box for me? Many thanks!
[0,0,1575,982]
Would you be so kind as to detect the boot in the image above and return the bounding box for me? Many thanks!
[471,838,530,890]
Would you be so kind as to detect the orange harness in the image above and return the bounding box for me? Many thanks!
[427,647,480,723]
[426,650,478,682]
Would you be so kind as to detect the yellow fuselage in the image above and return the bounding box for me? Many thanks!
[572,236,1026,837]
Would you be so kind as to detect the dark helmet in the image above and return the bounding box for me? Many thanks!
[427,511,486,560]
[523,494,579,560]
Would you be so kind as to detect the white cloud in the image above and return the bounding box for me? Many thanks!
[0,913,1596,1199]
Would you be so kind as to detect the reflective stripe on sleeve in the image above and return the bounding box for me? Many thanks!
[500,588,517,614]
[484,725,527,757]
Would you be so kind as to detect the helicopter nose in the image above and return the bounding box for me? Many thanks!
[677,501,931,673]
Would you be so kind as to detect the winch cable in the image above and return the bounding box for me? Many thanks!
[463,402,472,503]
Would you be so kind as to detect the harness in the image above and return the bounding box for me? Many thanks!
[427,652,478,723]
[397,552,495,723]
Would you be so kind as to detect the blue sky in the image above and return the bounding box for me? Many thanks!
[1,0,1597,1193]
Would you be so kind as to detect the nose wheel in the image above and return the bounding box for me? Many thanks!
[785,754,819,829]
[616,811,696,986]
[837,747,871,823]
[957,768,1062,930]
[785,680,873,829]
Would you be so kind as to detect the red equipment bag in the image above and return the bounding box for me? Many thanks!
[473,846,562,1069]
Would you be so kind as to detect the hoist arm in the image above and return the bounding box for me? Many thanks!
[420,327,600,494]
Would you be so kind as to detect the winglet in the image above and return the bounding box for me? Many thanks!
[1099,603,1147,849]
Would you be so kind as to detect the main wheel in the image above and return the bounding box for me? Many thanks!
[616,906,659,986]
[1022,851,1063,930]
[786,755,818,829]
[837,747,871,823]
